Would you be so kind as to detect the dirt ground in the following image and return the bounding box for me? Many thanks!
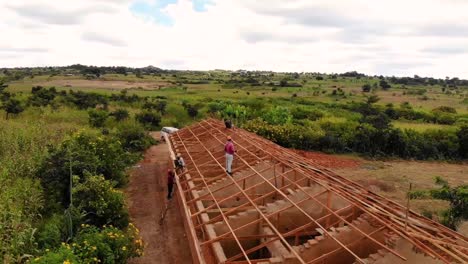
[293,149,360,168]
[126,132,192,264]
[296,151,468,236]
[38,79,171,90]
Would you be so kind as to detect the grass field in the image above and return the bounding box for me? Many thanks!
[6,73,468,114]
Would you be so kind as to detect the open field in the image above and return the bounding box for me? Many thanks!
[5,72,468,113]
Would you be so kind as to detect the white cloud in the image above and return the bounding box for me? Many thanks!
[1,0,468,78]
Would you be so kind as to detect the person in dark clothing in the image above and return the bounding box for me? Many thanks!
[167,169,175,199]
[224,118,232,129]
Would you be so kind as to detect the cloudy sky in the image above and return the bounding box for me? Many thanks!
[1,0,468,78]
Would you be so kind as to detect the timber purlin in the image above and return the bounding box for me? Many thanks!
[167,119,468,264]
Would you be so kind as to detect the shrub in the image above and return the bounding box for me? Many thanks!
[114,121,155,152]
[2,98,25,119]
[291,107,324,121]
[71,224,143,263]
[30,245,78,264]
[36,214,66,251]
[28,86,58,107]
[73,175,129,228]
[410,177,468,230]
[186,104,199,119]
[432,106,457,114]
[262,106,292,125]
[458,125,468,158]
[38,132,134,210]
[361,84,371,92]
[65,90,108,110]
[88,109,109,127]
[207,101,227,114]
[110,109,129,121]
[135,110,161,129]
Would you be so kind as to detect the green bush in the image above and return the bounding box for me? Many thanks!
[30,245,78,264]
[28,86,58,107]
[291,106,324,121]
[135,110,161,129]
[0,174,43,261]
[457,125,468,158]
[73,175,129,228]
[36,214,66,251]
[71,224,143,263]
[114,121,155,152]
[32,224,144,263]
[262,106,292,125]
[110,109,129,121]
[88,109,109,127]
[38,131,134,210]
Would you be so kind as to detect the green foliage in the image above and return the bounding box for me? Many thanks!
[73,175,129,228]
[110,109,129,121]
[366,95,380,105]
[72,224,143,263]
[291,106,324,121]
[458,125,468,158]
[0,173,43,261]
[2,97,25,119]
[379,79,391,90]
[432,106,457,114]
[65,90,108,110]
[361,84,371,92]
[0,81,8,93]
[31,245,78,264]
[410,177,468,230]
[185,104,199,119]
[31,224,144,263]
[36,214,66,251]
[114,121,155,152]
[0,117,78,261]
[262,106,292,125]
[244,119,324,150]
[28,86,59,107]
[38,132,134,210]
[135,110,161,129]
[88,109,109,127]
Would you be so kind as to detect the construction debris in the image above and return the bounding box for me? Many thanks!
[167,119,468,264]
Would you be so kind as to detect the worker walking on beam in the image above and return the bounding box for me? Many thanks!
[167,169,175,200]
[174,153,185,174]
[225,136,235,176]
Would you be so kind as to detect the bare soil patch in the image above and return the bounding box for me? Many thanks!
[293,150,361,168]
[126,132,192,263]
[38,79,171,90]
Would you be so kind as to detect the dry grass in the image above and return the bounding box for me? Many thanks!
[334,159,468,235]
[393,121,457,132]
[35,79,172,91]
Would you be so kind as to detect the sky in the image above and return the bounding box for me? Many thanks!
[1,0,468,78]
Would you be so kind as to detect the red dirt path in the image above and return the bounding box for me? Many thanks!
[126,132,192,264]
[293,149,361,169]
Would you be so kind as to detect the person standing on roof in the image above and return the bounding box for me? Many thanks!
[167,169,175,199]
[175,154,185,173]
[225,136,235,176]
[224,118,232,129]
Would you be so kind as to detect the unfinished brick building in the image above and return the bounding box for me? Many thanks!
[166,119,468,264]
